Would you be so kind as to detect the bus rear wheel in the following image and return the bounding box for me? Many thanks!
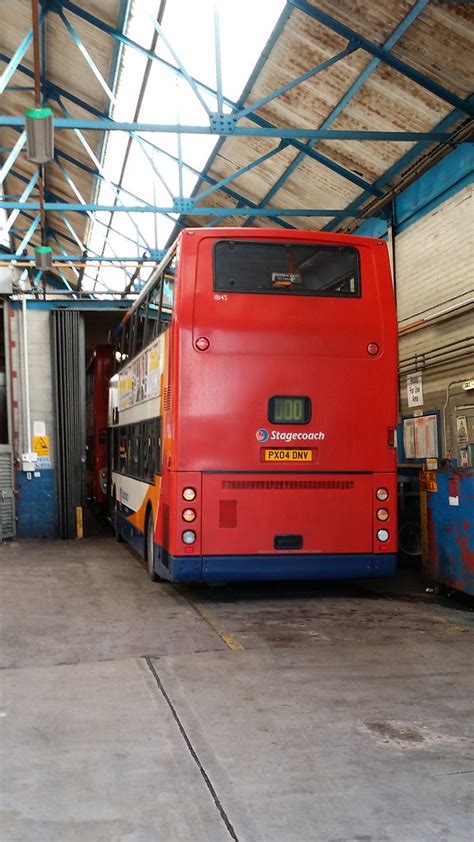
[146,510,159,582]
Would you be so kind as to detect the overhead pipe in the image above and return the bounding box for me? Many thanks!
[399,349,473,377]
[31,0,47,250]
[21,293,33,459]
[399,337,474,370]
[399,299,474,335]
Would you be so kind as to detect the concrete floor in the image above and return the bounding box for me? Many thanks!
[1,533,473,842]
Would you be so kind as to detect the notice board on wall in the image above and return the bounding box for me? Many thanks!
[403,414,438,459]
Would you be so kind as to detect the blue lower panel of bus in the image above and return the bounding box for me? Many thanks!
[115,510,396,582]
[157,552,397,583]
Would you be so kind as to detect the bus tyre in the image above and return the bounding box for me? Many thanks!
[398,519,421,558]
[146,511,159,582]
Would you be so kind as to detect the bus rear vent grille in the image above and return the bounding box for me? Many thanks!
[222,480,355,490]
[163,386,172,411]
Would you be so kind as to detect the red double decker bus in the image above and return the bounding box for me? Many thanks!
[86,345,113,510]
[109,228,397,582]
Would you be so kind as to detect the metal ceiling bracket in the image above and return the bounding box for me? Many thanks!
[210,113,237,134]
[172,198,194,214]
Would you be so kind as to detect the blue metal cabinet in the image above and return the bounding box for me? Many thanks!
[424,468,474,595]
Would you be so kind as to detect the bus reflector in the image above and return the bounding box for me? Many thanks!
[195,336,210,351]
[367,342,379,356]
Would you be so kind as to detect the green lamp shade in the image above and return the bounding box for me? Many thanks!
[25,107,54,164]
[34,246,53,270]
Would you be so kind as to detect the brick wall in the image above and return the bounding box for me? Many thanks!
[396,185,473,324]
[395,185,474,459]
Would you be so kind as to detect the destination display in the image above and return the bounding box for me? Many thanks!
[268,396,311,424]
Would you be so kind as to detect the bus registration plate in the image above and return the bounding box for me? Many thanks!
[262,448,313,462]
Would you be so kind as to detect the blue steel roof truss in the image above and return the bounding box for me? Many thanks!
[0,0,472,296]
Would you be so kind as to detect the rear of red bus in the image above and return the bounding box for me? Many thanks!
[155,228,397,582]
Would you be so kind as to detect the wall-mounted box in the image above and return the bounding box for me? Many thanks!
[0,267,13,294]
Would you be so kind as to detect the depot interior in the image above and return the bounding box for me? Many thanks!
[0,2,473,840]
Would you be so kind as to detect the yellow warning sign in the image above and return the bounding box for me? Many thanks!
[33,435,50,456]
[420,470,437,492]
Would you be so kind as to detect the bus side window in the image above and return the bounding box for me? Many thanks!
[159,256,177,335]
[119,428,128,474]
[141,293,151,349]
[142,419,155,482]
[112,427,118,471]
[131,424,141,478]
[148,282,161,341]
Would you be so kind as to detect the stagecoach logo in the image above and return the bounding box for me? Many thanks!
[256,427,325,442]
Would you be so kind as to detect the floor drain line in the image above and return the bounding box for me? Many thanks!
[145,657,239,841]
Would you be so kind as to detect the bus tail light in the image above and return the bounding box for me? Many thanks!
[182,508,196,522]
[377,529,389,542]
[367,342,379,356]
[182,487,196,501]
[182,530,196,545]
[376,508,389,521]
[376,487,389,501]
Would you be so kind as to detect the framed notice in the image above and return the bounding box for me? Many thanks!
[414,414,438,458]
[399,411,440,462]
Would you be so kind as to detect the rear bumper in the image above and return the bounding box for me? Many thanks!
[156,552,397,583]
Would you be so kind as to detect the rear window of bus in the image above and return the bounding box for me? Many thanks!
[213,241,360,297]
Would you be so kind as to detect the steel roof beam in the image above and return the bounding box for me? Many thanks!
[12,213,41,255]
[0,132,26,187]
[1,117,466,142]
[288,0,473,117]
[0,254,162,263]
[236,41,357,121]
[2,171,39,238]
[58,9,117,107]
[0,24,36,95]
[1,202,366,218]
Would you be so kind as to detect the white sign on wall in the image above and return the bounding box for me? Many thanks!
[456,416,469,448]
[407,373,423,408]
